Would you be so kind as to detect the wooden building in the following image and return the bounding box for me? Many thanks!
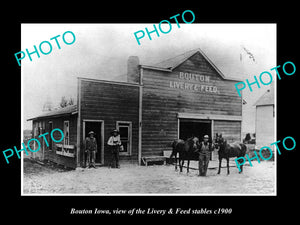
[28,48,242,168]
[254,88,275,149]
[28,105,78,168]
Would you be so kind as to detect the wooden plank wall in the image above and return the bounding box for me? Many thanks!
[142,52,242,156]
[31,115,77,168]
[80,80,140,165]
[213,120,241,142]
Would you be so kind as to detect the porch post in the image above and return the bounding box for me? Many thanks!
[138,67,143,165]
[76,78,81,167]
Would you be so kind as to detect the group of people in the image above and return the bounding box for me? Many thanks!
[84,129,121,169]
[85,129,213,176]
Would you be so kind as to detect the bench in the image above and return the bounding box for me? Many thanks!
[142,156,166,166]
[142,150,175,166]
[164,150,177,164]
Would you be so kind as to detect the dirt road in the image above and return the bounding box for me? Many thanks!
[23,159,275,195]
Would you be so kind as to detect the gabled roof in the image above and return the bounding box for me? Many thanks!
[153,49,199,70]
[27,104,77,121]
[140,48,240,81]
[254,89,274,106]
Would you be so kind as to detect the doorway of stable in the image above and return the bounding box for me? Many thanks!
[179,119,213,160]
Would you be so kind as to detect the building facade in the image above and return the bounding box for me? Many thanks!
[28,49,243,168]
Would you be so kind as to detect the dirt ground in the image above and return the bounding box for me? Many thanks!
[22,159,275,195]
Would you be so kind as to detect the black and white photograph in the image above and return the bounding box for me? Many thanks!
[21,23,277,195]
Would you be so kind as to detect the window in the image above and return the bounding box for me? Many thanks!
[64,121,69,146]
[55,120,75,157]
[34,123,38,137]
[38,121,42,135]
[116,121,132,155]
[48,121,53,150]
[33,122,39,152]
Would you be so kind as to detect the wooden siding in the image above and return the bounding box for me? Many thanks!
[80,79,140,165]
[142,52,242,156]
[213,120,241,142]
[31,115,77,168]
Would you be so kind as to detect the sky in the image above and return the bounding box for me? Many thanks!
[22,23,276,133]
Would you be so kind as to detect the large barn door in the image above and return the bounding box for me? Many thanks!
[179,119,213,160]
[179,119,212,142]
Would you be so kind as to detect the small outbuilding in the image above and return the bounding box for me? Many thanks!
[254,87,275,149]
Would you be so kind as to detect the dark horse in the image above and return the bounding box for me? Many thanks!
[214,133,247,174]
[170,137,200,173]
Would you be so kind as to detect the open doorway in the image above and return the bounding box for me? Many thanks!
[179,119,212,141]
[83,120,104,165]
[179,119,213,160]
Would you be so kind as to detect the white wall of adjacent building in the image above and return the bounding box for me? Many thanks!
[255,105,275,149]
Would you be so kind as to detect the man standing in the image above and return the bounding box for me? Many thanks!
[107,129,121,168]
[196,135,213,176]
[85,131,97,168]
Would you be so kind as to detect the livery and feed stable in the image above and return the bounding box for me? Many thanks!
[28,48,242,168]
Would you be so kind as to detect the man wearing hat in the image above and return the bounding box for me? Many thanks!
[195,135,214,176]
[85,131,97,168]
[107,129,122,168]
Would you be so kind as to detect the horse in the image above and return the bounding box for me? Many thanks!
[214,133,247,175]
[170,137,200,173]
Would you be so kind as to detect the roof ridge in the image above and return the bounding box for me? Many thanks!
[253,88,274,106]
[153,48,199,69]
[142,48,241,82]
